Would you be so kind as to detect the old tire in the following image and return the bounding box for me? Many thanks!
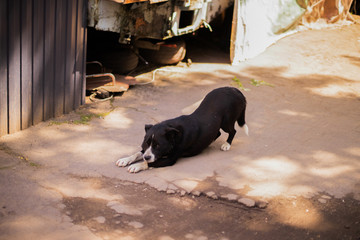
[100,47,139,74]
[140,38,186,65]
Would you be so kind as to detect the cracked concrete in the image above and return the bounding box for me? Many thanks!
[1,24,360,239]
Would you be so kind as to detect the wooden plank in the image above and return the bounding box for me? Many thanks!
[74,0,85,109]
[32,0,45,124]
[44,0,56,120]
[8,0,21,134]
[149,0,168,4]
[81,0,88,105]
[81,27,88,105]
[21,0,33,130]
[54,0,66,117]
[64,0,77,113]
[1,0,88,135]
[76,0,87,105]
[0,0,9,136]
[124,0,148,4]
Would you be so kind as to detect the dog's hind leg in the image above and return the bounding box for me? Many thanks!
[221,128,236,151]
[241,123,249,136]
[213,131,221,142]
[220,114,238,151]
[237,105,249,136]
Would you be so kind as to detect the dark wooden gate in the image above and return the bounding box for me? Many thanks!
[0,0,87,136]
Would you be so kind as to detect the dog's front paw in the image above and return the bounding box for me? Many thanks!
[128,161,148,173]
[221,142,231,151]
[116,157,133,167]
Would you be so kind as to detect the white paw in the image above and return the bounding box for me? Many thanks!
[128,161,148,173]
[221,142,231,151]
[116,157,133,167]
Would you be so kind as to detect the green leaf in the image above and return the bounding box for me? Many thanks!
[232,77,250,91]
[250,79,275,87]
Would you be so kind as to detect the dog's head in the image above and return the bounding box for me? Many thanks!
[141,124,182,163]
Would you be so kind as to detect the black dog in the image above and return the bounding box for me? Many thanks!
[116,87,248,173]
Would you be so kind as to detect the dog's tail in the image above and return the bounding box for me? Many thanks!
[237,104,249,136]
[242,124,249,136]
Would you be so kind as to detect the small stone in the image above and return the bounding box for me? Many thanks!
[318,198,327,204]
[205,191,218,199]
[128,221,144,229]
[192,191,201,197]
[211,195,218,200]
[321,195,331,199]
[166,189,176,194]
[225,194,238,201]
[93,216,106,224]
[256,200,268,209]
[180,190,186,196]
[206,191,215,197]
[238,198,256,207]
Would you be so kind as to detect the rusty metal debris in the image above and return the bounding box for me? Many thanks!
[88,0,216,43]
[86,61,137,102]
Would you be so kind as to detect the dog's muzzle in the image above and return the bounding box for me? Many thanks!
[143,147,155,163]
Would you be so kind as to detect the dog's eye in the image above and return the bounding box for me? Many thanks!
[152,142,159,149]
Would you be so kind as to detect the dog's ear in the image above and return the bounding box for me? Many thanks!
[145,124,153,132]
[165,126,182,143]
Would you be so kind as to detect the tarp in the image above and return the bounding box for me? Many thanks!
[230,0,355,64]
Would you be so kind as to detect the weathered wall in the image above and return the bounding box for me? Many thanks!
[0,0,87,136]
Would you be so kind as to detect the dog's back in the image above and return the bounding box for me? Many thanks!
[192,87,246,125]
[180,87,247,156]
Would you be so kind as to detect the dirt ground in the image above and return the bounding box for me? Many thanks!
[1,23,360,240]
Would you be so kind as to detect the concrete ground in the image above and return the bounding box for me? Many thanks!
[1,24,360,239]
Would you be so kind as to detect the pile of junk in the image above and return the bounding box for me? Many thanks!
[85,0,358,100]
